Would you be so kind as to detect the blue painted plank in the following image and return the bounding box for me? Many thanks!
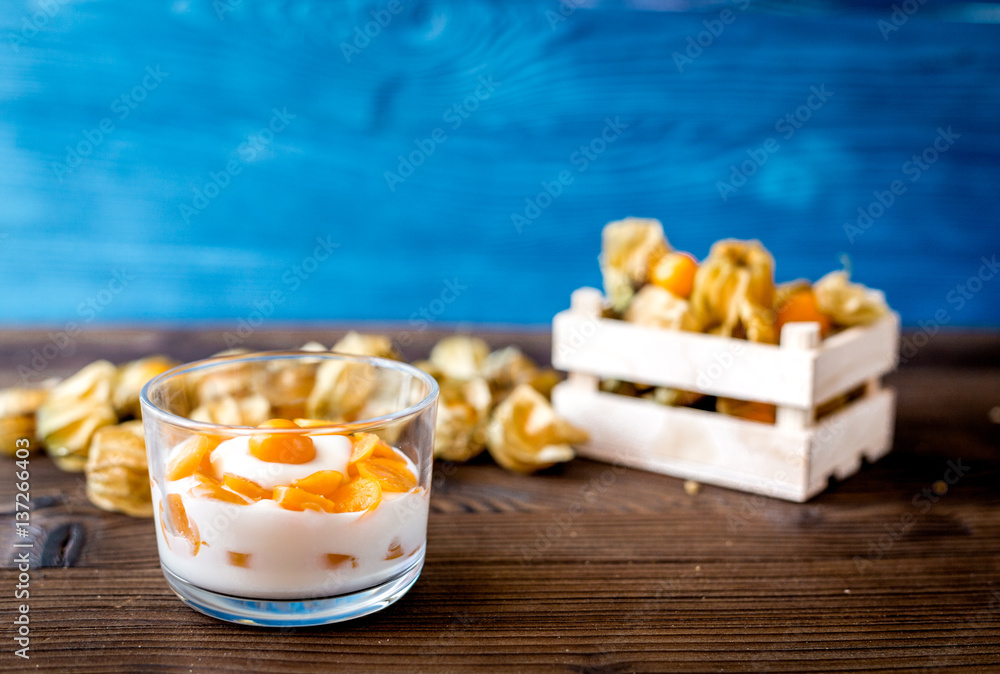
[0,1,998,328]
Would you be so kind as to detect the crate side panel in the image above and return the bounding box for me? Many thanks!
[814,313,900,403]
[806,387,896,497]
[552,382,812,501]
[552,311,815,407]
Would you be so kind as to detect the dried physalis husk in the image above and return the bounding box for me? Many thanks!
[190,394,271,427]
[434,377,492,462]
[485,384,588,474]
[481,346,538,391]
[1,416,35,457]
[412,360,444,382]
[689,239,777,344]
[624,285,702,332]
[262,342,326,419]
[191,349,253,404]
[306,359,378,422]
[113,355,178,419]
[429,335,490,380]
[527,369,561,400]
[599,217,670,314]
[0,382,55,456]
[306,333,401,423]
[479,345,561,400]
[85,420,152,517]
[36,360,118,472]
[814,270,890,328]
[332,332,400,360]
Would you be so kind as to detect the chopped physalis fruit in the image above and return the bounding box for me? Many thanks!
[249,419,316,464]
[273,485,336,513]
[385,538,404,560]
[292,470,344,499]
[326,477,382,514]
[164,493,200,555]
[166,434,221,481]
[228,552,251,568]
[189,473,252,505]
[222,473,271,502]
[325,553,357,569]
[776,287,832,338]
[348,432,383,464]
[650,251,698,299]
[356,457,417,493]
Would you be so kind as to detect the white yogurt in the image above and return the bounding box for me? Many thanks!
[156,434,428,599]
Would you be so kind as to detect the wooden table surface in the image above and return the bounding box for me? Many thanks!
[1,328,998,673]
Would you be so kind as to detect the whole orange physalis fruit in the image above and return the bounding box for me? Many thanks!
[249,419,316,464]
[776,287,832,338]
[650,252,698,299]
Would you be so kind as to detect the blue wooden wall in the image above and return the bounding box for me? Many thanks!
[1,0,998,328]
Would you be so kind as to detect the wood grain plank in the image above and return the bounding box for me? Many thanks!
[0,328,997,671]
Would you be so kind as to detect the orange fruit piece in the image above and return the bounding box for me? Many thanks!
[776,287,832,338]
[228,551,251,568]
[385,538,404,560]
[249,419,316,464]
[166,434,221,481]
[325,553,357,569]
[356,457,417,493]
[189,473,252,505]
[327,477,382,513]
[273,485,336,513]
[650,252,698,299]
[348,432,384,464]
[292,470,344,499]
[164,493,200,555]
[222,473,271,502]
[373,444,407,464]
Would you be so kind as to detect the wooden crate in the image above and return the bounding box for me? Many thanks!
[551,288,900,502]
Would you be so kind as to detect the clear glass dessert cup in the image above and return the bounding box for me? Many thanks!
[139,351,439,627]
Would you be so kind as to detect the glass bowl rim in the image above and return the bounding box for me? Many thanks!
[139,350,440,435]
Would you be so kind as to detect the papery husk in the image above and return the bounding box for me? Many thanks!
[526,369,561,400]
[624,284,702,331]
[433,377,492,462]
[689,239,778,344]
[190,394,271,427]
[814,270,890,327]
[412,360,444,382]
[0,382,55,455]
[0,381,54,419]
[480,346,539,392]
[485,384,588,474]
[306,360,378,422]
[429,335,490,380]
[0,416,37,457]
[191,349,253,404]
[261,343,327,419]
[306,333,399,423]
[113,355,178,419]
[85,420,152,517]
[332,332,400,360]
[37,360,118,471]
[600,217,670,314]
